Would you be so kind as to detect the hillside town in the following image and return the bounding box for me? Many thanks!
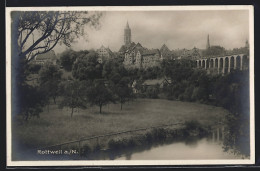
[31,21,249,70]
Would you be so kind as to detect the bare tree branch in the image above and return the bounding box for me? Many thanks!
[15,11,103,61]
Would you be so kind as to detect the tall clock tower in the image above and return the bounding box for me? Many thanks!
[124,21,131,46]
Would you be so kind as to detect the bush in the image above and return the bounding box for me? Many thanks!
[145,85,160,99]
[183,120,207,137]
[27,64,42,74]
[183,85,194,101]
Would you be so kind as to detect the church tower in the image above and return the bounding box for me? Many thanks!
[124,21,131,46]
[206,34,210,49]
[245,39,249,49]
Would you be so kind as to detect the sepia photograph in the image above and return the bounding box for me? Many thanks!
[6,6,254,166]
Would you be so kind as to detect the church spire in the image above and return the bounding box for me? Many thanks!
[206,34,210,49]
[245,39,249,48]
[126,21,130,29]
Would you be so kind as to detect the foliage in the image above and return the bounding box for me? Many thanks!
[161,59,210,101]
[183,120,208,137]
[86,79,116,113]
[39,63,62,104]
[162,59,194,83]
[145,85,160,99]
[18,84,48,121]
[127,66,164,81]
[59,80,88,117]
[11,11,102,120]
[13,11,102,61]
[103,60,133,109]
[160,59,250,156]
[72,51,102,81]
[227,47,249,56]
[213,70,250,157]
[113,77,133,110]
[59,49,78,71]
[27,64,42,74]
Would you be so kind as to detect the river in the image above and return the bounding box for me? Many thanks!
[115,135,244,160]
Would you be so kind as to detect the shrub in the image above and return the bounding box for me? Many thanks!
[145,85,160,99]
[183,120,208,137]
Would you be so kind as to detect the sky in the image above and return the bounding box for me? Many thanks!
[53,10,249,54]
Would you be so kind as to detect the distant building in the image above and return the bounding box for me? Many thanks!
[96,45,115,63]
[160,44,175,60]
[177,47,202,60]
[142,78,167,89]
[123,42,161,69]
[120,22,161,69]
[32,50,57,65]
[119,42,137,55]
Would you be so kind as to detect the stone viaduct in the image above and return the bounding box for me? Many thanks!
[195,54,249,74]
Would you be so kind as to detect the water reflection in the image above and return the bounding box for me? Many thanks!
[115,138,242,160]
[211,126,225,143]
[113,126,245,160]
[183,136,199,147]
[78,125,246,160]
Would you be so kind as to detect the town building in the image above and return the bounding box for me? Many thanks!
[96,45,115,63]
[120,22,161,69]
[123,42,161,69]
[160,44,175,60]
[177,47,202,60]
[31,50,57,65]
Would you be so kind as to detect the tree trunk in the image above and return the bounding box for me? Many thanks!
[71,107,74,118]
[99,104,102,114]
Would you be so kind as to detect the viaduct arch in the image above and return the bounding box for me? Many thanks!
[196,54,249,74]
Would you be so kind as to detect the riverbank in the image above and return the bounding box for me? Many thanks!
[79,121,211,160]
[12,98,229,160]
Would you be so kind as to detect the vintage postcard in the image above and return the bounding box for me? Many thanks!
[6,5,255,166]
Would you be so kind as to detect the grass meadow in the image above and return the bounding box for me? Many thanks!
[12,98,229,150]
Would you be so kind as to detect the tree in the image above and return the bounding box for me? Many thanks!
[27,63,42,74]
[162,59,194,84]
[13,11,102,62]
[87,80,116,114]
[19,84,48,121]
[39,63,62,104]
[212,70,250,156]
[114,77,133,110]
[145,85,160,99]
[102,60,132,109]
[59,80,88,118]
[59,49,77,71]
[11,11,102,117]
[72,51,102,81]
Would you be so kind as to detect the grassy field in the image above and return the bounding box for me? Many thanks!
[12,98,229,149]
